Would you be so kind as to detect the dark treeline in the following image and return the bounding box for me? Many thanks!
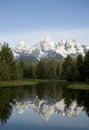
[0,43,89,82]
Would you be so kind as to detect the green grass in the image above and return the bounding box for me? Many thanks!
[0,79,61,87]
[0,80,38,87]
[67,83,89,90]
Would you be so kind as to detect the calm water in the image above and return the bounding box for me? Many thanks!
[0,83,89,130]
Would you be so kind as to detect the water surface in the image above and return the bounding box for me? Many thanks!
[0,83,89,130]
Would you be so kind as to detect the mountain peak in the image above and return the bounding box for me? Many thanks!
[16,41,28,48]
[13,38,89,62]
[43,35,52,43]
[40,36,55,51]
[13,41,31,57]
[15,41,29,50]
[66,39,80,46]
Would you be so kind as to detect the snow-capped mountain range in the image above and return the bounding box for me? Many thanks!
[13,36,89,61]
[15,97,83,121]
[1,36,89,61]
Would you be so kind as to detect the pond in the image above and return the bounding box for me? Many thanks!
[0,83,89,130]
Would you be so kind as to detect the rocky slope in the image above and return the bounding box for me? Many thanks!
[13,36,89,62]
[1,36,89,62]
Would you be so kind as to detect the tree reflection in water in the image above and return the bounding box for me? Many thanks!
[0,83,89,125]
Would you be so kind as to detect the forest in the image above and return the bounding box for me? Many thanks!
[0,42,89,82]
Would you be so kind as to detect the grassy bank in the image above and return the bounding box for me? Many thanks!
[67,83,89,90]
[0,79,61,87]
[1,80,89,90]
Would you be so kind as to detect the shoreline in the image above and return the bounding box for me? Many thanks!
[0,79,62,87]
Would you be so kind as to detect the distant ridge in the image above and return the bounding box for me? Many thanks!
[1,36,89,62]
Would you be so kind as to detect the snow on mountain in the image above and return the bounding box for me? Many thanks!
[13,41,32,59]
[12,37,89,61]
[30,36,56,60]
[40,35,55,51]
[65,40,84,56]
[15,97,83,121]
[56,39,86,58]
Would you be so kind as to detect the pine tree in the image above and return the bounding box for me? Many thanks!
[0,43,14,63]
[23,63,30,78]
[19,60,24,72]
[84,51,89,81]
[56,61,62,79]
[0,43,23,81]
[62,55,76,81]
[29,63,36,78]
[0,60,11,81]
[18,60,24,78]
[0,43,14,80]
[47,60,57,79]
[76,54,84,81]
[11,61,23,80]
[36,60,46,79]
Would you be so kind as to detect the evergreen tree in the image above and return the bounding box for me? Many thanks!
[84,51,89,80]
[29,63,36,78]
[18,60,24,78]
[0,43,14,63]
[23,63,30,78]
[19,60,24,72]
[0,60,11,81]
[76,54,84,81]
[56,61,62,79]
[11,61,23,80]
[47,60,57,79]
[62,55,76,81]
[0,43,14,80]
[36,60,46,79]
[0,43,23,81]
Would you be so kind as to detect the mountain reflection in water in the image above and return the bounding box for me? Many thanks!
[0,83,89,126]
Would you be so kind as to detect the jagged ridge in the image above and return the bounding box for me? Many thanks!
[1,36,89,61]
[13,36,89,61]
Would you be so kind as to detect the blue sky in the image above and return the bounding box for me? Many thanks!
[0,0,89,47]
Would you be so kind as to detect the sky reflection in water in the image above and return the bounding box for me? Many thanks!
[0,83,89,130]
